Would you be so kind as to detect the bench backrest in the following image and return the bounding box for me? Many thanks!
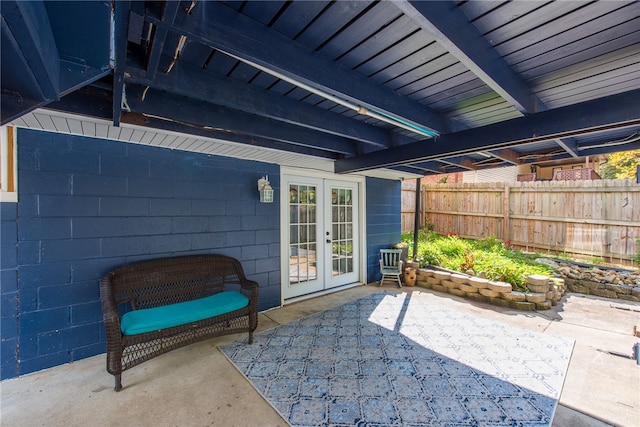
[102,255,248,310]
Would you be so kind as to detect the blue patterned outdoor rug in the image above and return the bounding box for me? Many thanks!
[220,291,574,427]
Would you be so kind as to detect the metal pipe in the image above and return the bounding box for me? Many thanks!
[578,131,640,150]
[223,52,439,138]
[413,178,421,260]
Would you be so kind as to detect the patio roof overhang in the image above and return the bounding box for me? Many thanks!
[2,0,640,176]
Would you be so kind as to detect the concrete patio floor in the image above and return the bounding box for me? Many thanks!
[1,284,639,427]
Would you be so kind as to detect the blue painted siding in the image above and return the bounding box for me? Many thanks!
[0,130,404,381]
[1,202,18,379]
[365,177,401,283]
[0,128,281,380]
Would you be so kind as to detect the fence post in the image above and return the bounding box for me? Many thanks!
[413,178,421,260]
[503,184,510,241]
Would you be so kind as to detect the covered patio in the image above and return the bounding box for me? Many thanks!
[2,285,639,426]
[2,2,640,425]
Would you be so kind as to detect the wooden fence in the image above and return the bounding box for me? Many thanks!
[401,179,640,265]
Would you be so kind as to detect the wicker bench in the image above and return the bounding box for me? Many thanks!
[100,254,259,391]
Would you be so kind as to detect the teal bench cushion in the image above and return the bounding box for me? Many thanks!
[121,291,250,336]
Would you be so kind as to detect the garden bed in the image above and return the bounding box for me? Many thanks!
[402,230,640,307]
[402,232,555,290]
[413,266,566,311]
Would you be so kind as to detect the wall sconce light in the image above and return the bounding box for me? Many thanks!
[258,176,274,203]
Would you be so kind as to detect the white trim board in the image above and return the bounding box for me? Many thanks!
[10,109,421,181]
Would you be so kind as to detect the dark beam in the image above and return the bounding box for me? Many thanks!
[402,161,444,174]
[1,1,59,100]
[146,1,179,80]
[57,63,111,98]
[112,0,130,126]
[1,16,47,124]
[578,141,640,157]
[1,1,111,124]
[438,157,477,171]
[43,88,335,159]
[154,1,456,135]
[121,113,336,159]
[554,138,579,158]
[486,148,521,165]
[335,89,640,173]
[520,154,573,165]
[125,62,393,148]
[125,85,359,156]
[388,165,432,176]
[44,85,114,120]
[396,0,544,114]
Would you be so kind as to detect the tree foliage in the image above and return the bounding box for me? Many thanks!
[599,149,640,179]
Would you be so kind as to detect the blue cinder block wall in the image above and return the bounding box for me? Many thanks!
[1,202,19,379]
[0,128,281,379]
[365,177,401,283]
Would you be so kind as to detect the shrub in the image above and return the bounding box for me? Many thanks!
[460,249,475,272]
[473,252,551,290]
[472,236,505,253]
[437,235,471,258]
[480,259,529,289]
[415,240,443,267]
[402,229,555,288]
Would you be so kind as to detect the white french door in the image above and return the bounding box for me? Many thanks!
[282,175,360,299]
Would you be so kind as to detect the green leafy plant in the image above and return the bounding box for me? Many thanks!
[474,236,506,253]
[415,240,443,267]
[424,219,435,231]
[554,252,573,261]
[460,248,475,272]
[437,235,470,258]
[634,237,640,268]
[586,256,605,266]
[401,229,555,289]
[599,149,640,179]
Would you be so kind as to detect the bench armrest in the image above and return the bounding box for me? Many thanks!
[238,279,259,333]
[238,279,259,302]
[99,276,122,345]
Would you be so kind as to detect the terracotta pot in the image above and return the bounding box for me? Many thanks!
[404,267,417,286]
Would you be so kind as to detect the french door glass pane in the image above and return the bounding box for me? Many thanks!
[330,186,354,277]
[289,184,317,284]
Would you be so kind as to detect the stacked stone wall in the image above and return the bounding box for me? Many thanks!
[416,269,567,311]
[554,262,640,302]
[416,262,640,310]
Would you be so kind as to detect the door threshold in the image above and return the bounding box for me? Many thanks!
[284,282,363,305]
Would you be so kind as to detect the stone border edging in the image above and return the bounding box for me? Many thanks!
[415,267,566,311]
[553,261,640,302]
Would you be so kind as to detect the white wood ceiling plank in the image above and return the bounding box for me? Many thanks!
[50,115,70,133]
[33,113,56,131]
[67,118,83,134]
[81,121,96,137]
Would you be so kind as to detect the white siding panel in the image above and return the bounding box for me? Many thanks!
[51,116,71,133]
[9,109,403,179]
[139,131,155,144]
[462,166,518,183]
[107,125,121,140]
[67,118,83,134]
[118,127,134,141]
[20,113,43,129]
[33,113,56,132]
[96,124,109,139]
[129,129,146,142]
[81,121,96,137]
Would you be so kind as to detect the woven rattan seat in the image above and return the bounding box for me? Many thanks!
[100,254,259,391]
